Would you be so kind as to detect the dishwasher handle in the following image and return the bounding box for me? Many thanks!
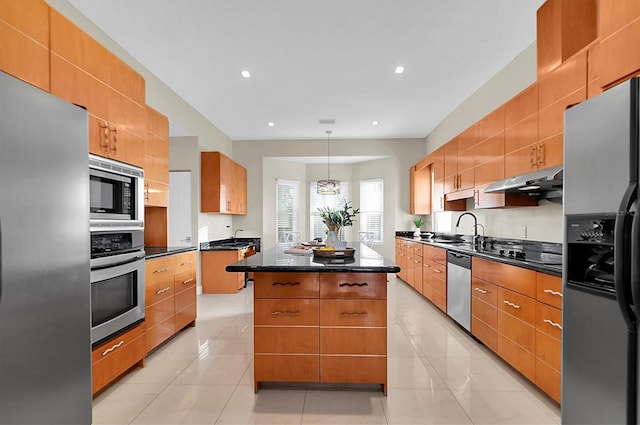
[447,251,471,269]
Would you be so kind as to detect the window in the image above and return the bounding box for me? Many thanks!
[310,181,350,241]
[359,179,383,243]
[276,179,299,243]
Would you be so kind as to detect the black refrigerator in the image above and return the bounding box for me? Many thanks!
[0,71,92,423]
[563,78,640,424]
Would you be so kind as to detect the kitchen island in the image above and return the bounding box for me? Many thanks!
[226,243,399,394]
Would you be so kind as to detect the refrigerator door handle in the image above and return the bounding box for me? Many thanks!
[615,182,638,329]
[631,203,640,318]
[0,216,2,305]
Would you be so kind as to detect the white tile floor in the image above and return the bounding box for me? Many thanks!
[93,275,561,424]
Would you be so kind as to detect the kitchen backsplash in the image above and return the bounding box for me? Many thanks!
[431,199,563,243]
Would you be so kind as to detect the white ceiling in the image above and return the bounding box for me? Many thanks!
[68,0,544,141]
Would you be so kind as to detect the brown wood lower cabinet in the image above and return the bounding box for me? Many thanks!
[145,251,197,353]
[472,257,562,403]
[91,322,146,395]
[201,247,256,293]
[253,272,387,393]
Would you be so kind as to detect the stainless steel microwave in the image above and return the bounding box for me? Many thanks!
[89,154,144,231]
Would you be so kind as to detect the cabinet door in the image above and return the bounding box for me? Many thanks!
[107,89,145,167]
[599,10,640,88]
[0,0,50,91]
[443,138,458,194]
[410,165,431,214]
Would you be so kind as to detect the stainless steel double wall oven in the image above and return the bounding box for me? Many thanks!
[89,155,145,346]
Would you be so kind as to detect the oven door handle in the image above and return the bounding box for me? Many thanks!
[91,251,145,271]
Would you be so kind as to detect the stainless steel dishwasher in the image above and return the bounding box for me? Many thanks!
[447,251,471,331]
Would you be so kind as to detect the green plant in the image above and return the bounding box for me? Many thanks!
[413,217,424,229]
[318,201,360,231]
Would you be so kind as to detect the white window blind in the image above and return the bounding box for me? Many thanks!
[359,178,384,243]
[276,179,299,243]
[310,181,350,241]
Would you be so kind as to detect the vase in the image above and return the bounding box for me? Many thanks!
[326,230,340,249]
[413,227,421,238]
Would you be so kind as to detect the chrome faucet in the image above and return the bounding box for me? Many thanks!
[455,212,481,245]
[233,229,244,239]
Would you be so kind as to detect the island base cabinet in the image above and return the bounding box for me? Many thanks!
[253,271,387,393]
[254,327,319,354]
[320,356,387,389]
[254,355,319,390]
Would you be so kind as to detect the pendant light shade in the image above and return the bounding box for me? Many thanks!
[317,130,340,195]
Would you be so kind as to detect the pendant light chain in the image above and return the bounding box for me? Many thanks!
[326,130,332,181]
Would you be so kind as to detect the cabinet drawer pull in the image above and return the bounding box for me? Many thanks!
[272,311,300,316]
[156,286,171,295]
[415,260,420,264]
[474,287,488,294]
[154,267,170,273]
[180,261,193,266]
[503,300,521,309]
[182,278,194,284]
[338,282,368,287]
[272,282,300,286]
[102,340,124,356]
[543,319,562,330]
[433,269,442,274]
[339,312,368,316]
[543,289,562,297]
[423,264,429,268]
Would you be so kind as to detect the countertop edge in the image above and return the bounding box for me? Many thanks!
[396,236,562,277]
[226,264,399,273]
[145,246,198,259]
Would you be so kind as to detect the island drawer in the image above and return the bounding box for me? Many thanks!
[254,299,319,326]
[254,272,319,298]
[320,328,387,355]
[320,356,386,384]
[319,299,386,327]
[320,273,387,299]
[254,327,319,354]
[254,354,319,383]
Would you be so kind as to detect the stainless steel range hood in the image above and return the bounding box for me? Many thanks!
[484,165,563,200]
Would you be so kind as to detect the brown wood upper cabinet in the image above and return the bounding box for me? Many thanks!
[201,151,247,215]
[410,164,431,215]
[536,0,596,78]
[144,107,169,207]
[444,130,475,198]
[0,0,50,92]
[49,9,146,168]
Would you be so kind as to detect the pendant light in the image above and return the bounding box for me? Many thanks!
[317,130,341,195]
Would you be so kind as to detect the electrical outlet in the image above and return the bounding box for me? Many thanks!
[521,225,527,239]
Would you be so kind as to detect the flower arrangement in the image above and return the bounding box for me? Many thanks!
[318,201,360,231]
[412,217,424,229]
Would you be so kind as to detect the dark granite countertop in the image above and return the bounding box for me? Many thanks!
[145,246,198,259]
[226,243,399,273]
[200,237,261,252]
[395,232,562,277]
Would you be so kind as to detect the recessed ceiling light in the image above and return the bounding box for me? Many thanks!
[267,122,274,127]
[395,66,405,74]
[241,70,251,78]
[372,121,379,126]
